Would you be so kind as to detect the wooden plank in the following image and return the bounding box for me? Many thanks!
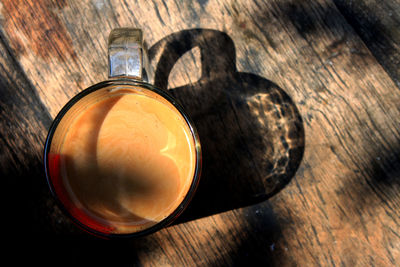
[333,0,400,88]
[1,0,399,265]
[0,30,49,230]
[0,30,87,264]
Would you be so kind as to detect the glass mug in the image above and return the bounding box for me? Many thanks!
[44,28,201,238]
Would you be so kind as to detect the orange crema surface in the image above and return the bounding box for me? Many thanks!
[50,86,197,234]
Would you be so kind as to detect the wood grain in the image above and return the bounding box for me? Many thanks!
[0,29,83,263]
[1,0,400,266]
[333,0,400,88]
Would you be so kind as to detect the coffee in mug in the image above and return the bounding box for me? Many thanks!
[44,28,201,238]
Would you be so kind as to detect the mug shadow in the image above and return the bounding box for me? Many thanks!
[148,29,305,224]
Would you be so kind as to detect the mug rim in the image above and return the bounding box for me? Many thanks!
[43,78,202,239]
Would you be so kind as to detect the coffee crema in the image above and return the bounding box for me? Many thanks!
[48,86,197,234]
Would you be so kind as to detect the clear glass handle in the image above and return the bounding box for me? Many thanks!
[108,28,149,81]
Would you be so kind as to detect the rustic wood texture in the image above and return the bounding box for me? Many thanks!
[333,0,400,88]
[1,0,400,266]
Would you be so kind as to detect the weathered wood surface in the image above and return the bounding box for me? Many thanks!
[333,0,400,88]
[1,0,400,266]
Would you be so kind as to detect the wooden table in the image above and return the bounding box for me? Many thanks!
[1,0,400,265]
